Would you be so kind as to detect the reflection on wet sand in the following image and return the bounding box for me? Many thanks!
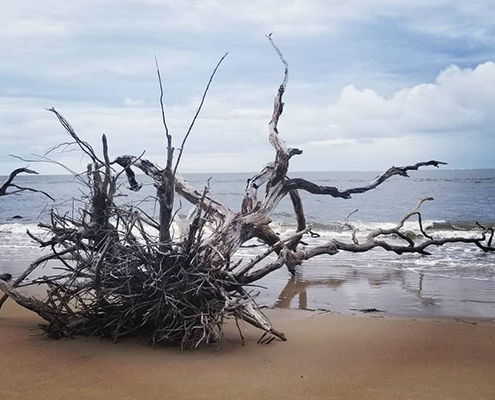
[275,275,345,309]
[274,265,437,312]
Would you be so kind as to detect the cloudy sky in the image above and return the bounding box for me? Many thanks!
[1,0,495,174]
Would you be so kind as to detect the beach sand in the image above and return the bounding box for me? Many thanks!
[1,299,494,400]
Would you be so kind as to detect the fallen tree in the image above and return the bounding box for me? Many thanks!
[0,35,494,348]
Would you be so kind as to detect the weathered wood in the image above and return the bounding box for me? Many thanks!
[1,35,493,348]
[285,162,447,199]
[0,167,53,200]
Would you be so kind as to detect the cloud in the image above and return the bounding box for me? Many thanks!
[1,1,495,174]
[3,60,495,175]
[2,61,495,174]
[0,92,274,174]
[2,1,494,42]
[326,62,495,139]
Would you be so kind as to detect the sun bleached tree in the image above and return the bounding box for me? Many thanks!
[0,35,493,348]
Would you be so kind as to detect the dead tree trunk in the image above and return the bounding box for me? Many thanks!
[1,35,494,348]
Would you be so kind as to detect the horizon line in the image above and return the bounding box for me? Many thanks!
[2,167,495,177]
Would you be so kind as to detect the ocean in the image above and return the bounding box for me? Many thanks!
[1,169,494,319]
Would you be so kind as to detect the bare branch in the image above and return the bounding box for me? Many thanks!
[235,227,310,277]
[9,154,83,182]
[173,52,228,176]
[47,108,104,165]
[0,167,53,200]
[267,34,290,184]
[286,160,447,199]
[366,197,434,244]
[155,57,174,170]
[113,155,230,221]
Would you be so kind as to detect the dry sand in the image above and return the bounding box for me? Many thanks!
[1,300,494,400]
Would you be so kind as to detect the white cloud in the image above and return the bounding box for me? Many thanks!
[123,97,147,107]
[1,1,495,173]
[0,17,68,39]
[1,1,494,42]
[118,0,495,40]
[326,62,495,139]
[3,59,495,175]
[0,92,273,174]
[2,61,495,174]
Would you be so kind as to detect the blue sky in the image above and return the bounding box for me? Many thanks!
[1,0,495,174]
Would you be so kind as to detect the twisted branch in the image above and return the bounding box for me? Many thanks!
[0,167,53,200]
[285,161,447,199]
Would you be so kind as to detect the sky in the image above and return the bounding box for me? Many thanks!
[1,0,495,175]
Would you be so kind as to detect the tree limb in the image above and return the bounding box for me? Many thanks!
[285,161,447,199]
[0,167,53,200]
[173,52,228,176]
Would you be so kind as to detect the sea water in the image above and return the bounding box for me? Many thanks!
[1,170,494,318]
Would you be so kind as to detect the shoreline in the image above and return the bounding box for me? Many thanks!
[1,298,495,399]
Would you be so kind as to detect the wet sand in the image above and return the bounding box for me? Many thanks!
[1,300,495,400]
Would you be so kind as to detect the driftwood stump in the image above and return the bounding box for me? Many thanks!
[0,35,493,348]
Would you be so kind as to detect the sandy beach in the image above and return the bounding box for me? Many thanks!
[1,299,494,400]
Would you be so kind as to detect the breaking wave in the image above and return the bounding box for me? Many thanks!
[268,219,493,241]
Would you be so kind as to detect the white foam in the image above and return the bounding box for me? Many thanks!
[0,223,45,236]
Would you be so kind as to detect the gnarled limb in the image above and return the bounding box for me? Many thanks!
[114,155,231,223]
[0,279,58,322]
[241,199,495,284]
[0,246,78,313]
[285,161,447,199]
[0,167,53,200]
[365,197,434,244]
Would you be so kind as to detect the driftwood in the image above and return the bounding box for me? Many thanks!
[0,35,494,348]
[0,167,53,200]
